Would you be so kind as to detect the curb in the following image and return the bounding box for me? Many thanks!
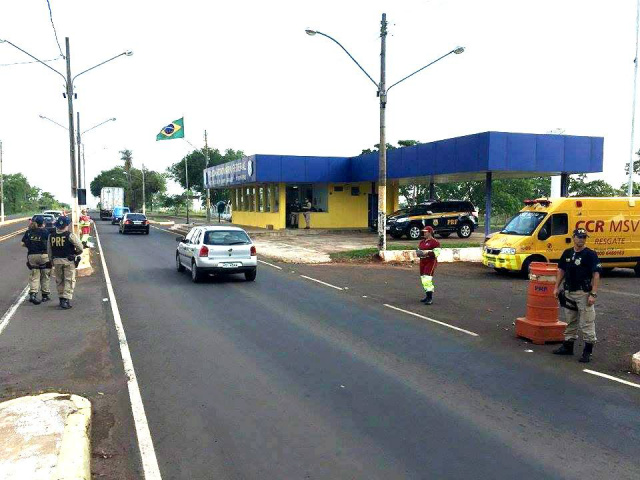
[380,247,483,263]
[0,393,92,480]
[0,216,30,227]
[632,351,640,375]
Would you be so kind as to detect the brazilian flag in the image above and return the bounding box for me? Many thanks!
[156,118,184,141]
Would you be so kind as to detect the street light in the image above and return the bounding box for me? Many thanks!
[1,37,131,231]
[306,15,464,255]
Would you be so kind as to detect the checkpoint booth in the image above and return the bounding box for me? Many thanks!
[203,131,603,232]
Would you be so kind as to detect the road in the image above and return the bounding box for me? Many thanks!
[90,219,640,479]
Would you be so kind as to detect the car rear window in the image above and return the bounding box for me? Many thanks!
[127,214,146,221]
[204,230,251,245]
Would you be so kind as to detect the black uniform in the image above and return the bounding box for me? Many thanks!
[22,227,52,298]
[558,247,602,292]
[22,228,50,255]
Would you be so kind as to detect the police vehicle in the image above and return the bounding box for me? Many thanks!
[386,200,478,240]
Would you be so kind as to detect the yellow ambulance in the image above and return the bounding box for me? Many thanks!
[482,197,640,276]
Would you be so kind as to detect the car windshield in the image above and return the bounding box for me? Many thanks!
[500,211,547,236]
[127,214,146,221]
[204,230,251,246]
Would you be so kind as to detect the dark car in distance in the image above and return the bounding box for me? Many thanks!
[30,214,56,234]
[119,213,150,235]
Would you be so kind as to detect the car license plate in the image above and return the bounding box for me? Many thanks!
[220,262,241,268]
[133,221,142,225]
[487,262,495,268]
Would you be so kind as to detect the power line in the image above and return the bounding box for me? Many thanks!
[0,56,62,67]
[45,0,65,59]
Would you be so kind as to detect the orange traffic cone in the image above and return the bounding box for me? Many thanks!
[515,262,566,344]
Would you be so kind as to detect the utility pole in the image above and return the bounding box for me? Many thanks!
[205,130,211,223]
[0,140,4,223]
[185,155,190,224]
[629,0,640,197]
[142,163,146,215]
[65,38,79,232]
[76,111,82,192]
[377,13,388,253]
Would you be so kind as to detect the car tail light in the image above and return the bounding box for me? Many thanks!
[250,246,257,256]
[199,245,209,257]
[125,220,132,225]
[143,220,149,225]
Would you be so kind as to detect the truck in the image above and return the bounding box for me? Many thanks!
[100,187,125,220]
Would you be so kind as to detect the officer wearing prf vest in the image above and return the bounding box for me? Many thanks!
[21,216,52,305]
[553,227,602,363]
[47,216,83,309]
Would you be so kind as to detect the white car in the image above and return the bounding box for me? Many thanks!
[176,226,257,283]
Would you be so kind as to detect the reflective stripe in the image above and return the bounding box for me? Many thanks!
[433,248,441,258]
[421,275,435,292]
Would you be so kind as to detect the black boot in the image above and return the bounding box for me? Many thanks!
[41,293,51,302]
[553,340,574,355]
[60,298,72,309]
[425,292,433,305]
[29,293,41,305]
[420,293,429,303]
[579,343,594,363]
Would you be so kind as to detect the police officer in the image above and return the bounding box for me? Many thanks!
[21,216,52,304]
[553,227,602,363]
[47,216,84,309]
[417,226,441,305]
[302,198,312,229]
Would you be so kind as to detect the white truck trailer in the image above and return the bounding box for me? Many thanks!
[100,187,125,220]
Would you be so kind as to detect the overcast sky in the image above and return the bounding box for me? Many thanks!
[0,0,638,206]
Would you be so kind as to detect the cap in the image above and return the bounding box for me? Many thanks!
[573,228,588,238]
[422,225,434,233]
[55,216,70,229]
[33,215,44,225]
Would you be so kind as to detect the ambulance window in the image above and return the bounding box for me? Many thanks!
[551,214,568,235]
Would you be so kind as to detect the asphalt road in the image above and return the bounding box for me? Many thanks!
[92,219,640,479]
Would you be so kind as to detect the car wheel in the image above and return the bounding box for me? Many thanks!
[245,269,257,281]
[191,261,201,283]
[145,229,150,235]
[176,254,185,272]
[439,232,451,238]
[407,224,422,240]
[456,222,473,238]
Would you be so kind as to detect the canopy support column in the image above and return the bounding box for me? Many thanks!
[560,173,569,197]
[484,172,492,239]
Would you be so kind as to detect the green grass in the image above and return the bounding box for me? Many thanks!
[331,242,482,261]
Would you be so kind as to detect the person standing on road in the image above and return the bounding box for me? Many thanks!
[302,198,312,229]
[553,227,601,363]
[47,216,84,309]
[21,216,52,305]
[79,209,91,246]
[417,226,441,305]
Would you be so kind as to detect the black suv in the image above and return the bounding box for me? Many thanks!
[386,200,478,240]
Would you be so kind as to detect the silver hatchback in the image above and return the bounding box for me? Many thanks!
[176,226,257,283]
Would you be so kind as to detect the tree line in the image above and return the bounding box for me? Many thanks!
[0,173,69,215]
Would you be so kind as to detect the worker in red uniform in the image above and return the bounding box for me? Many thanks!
[417,225,441,305]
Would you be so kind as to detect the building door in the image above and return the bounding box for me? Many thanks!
[368,193,378,230]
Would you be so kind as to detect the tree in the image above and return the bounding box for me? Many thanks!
[166,147,244,206]
[569,174,620,197]
[90,165,166,211]
[0,173,67,214]
[89,166,128,198]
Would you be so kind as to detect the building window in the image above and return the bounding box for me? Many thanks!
[273,185,280,212]
[351,186,360,196]
[258,187,265,212]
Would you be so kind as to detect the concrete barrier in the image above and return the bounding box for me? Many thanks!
[632,351,640,375]
[0,216,30,227]
[380,247,483,263]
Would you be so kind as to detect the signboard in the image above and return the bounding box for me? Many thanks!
[204,157,256,188]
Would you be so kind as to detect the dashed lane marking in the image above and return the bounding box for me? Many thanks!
[0,286,29,336]
[583,369,640,390]
[300,275,344,291]
[0,229,24,242]
[258,260,283,270]
[383,304,479,337]
[94,225,163,479]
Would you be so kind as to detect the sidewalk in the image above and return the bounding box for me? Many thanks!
[0,250,141,478]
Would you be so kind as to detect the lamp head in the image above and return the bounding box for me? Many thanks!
[453,46,465,54]
[305,29,317,36]
[39,115,45,118]
[110,117,116,121]
[125,50,133,56]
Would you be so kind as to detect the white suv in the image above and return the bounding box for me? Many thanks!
[176,226,257,283]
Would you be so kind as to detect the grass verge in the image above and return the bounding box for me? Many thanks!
[331,242,482,262]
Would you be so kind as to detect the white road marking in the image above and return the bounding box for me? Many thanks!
[0,286,29,335]
[300,275,344,291]
[599,288,640,299]
[258,259,283,270]
[0,229,24,242]
[583,369,640,389]
[383,304,479,337]
[94,225,163,479]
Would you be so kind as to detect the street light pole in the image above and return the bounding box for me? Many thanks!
[77,111,82,191]
[378,14,388,253]
[185,154,190,225]
[205,130,211,223]
[65,38,79,229]
[0,140,4,223]
[629,0,640,197]
[305,18,464,255]
[142,164,146,215]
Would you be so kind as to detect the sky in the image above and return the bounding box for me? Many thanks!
[0,0,638,207]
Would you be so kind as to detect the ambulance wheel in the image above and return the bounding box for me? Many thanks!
[635,263,640,277]
[456,222,473,238]
[521,255,545,278]
[407,224,422,240]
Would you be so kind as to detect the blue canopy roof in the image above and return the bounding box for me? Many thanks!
[204,131,603,188]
